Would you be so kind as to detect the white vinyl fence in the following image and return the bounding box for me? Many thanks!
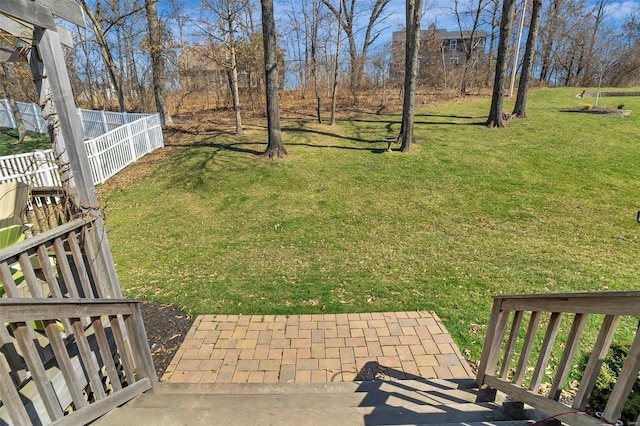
[0,112,163,186]
[0,99,152,139]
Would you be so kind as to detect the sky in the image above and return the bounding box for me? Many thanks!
[170,0,637,54]
[271,0,637,51]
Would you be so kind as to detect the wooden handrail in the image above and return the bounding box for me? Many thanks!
[477,291,640,425]
[0,299,157,425]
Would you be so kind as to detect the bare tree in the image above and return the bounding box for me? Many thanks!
[0,63,28,142]
[261,0,287,158]
[512,0,542,118]
[484,0,500,87]
[329,0,342,125]
[398,0,423,152]
[79,0,127,112]
[579,0,609,86]
[453,0,489,95]
[199,0,251,136]
[145,0,174,127]
[310,0,322,123]
[320,0,391,98]
[486,0,516,128]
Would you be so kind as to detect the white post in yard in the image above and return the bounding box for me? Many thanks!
[4,99,17,129]
[100,110,109,134]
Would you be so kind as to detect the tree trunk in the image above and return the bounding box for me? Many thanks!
[145,0,174,127]
[311,0,322,123]
[226,2,243,136]
[79,0,127,112]
[486,0,517,128]
[399,0,423,152]
[330,0,342,126]
[485,0,499,87]
[261,0,287,158]
[1,64,28,142]
[513,0,542,118]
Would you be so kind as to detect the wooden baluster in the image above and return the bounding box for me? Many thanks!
[13,322,64,422]
[0,261,20,298]
[18,251,43,298]
[37,243,62,298]
[573,314,620,410]
[91,316,123,392]
[602,321,640,423]
[42,319,87,410]
[0,353,31,425]
[68,229,95,298]
[71,317,107,400]
[110,314,137,386]
[476,297,509,386]
[500,310,524,380]
[530,312,563,392]
[125,303,158,390]
[513,310,541,385]
[549,313,587,400]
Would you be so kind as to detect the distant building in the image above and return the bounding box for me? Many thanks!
[390,28,488,81]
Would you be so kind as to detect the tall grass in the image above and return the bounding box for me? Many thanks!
[102,88,640,359]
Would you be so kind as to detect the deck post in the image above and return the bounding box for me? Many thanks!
[28,27,122,298]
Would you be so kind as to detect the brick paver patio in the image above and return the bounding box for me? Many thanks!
[161,311,474,384]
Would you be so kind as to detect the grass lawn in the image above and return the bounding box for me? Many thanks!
[101,88,640,361]
[0,129,51,156]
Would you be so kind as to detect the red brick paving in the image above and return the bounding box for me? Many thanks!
[161,311,474,384]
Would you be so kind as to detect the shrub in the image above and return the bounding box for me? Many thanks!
[578,341,640,425]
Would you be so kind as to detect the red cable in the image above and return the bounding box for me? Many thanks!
[532,409,615,425]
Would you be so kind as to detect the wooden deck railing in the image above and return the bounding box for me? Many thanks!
[0,299,157,425]
[476,292,640,425]
[0,215,118,300]
[22,187,76,236]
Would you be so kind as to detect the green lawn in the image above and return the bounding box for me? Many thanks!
[101,88,640,361]
[0,129,51,156]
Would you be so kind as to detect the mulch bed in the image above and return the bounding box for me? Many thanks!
[140,302,194,378]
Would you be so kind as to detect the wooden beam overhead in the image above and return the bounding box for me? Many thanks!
[34,0,86,28]
[0,17,74,49]
[0,13,32,39]
[56,25,74,48]
[0,0,56,31]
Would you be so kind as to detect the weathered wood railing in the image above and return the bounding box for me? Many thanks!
[0,299,157,425]
[477,292,640,425]
[22,187,76,236]
[0,215,116,300]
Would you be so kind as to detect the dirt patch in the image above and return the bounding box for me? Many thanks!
[140,301,194,378]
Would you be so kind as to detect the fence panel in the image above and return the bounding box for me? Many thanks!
[0,115,163,186]
[0,151,60,187]
[1,100,157,140]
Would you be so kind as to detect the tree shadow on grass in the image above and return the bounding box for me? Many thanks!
[286,142,389,154]
[419,113,485,119]
[166,141,265,156]
[348,115,486,126]
[287,126,381,144]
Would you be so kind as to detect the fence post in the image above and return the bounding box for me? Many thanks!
[34,151,56,187]
[142,117,152,153]
[34,103,46,134]
[77,108,87,138]
[30,103,42,134]
[100,110,108,134]
[85,138,106,185]
[3,99,17,129]
[126,122,137,161]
